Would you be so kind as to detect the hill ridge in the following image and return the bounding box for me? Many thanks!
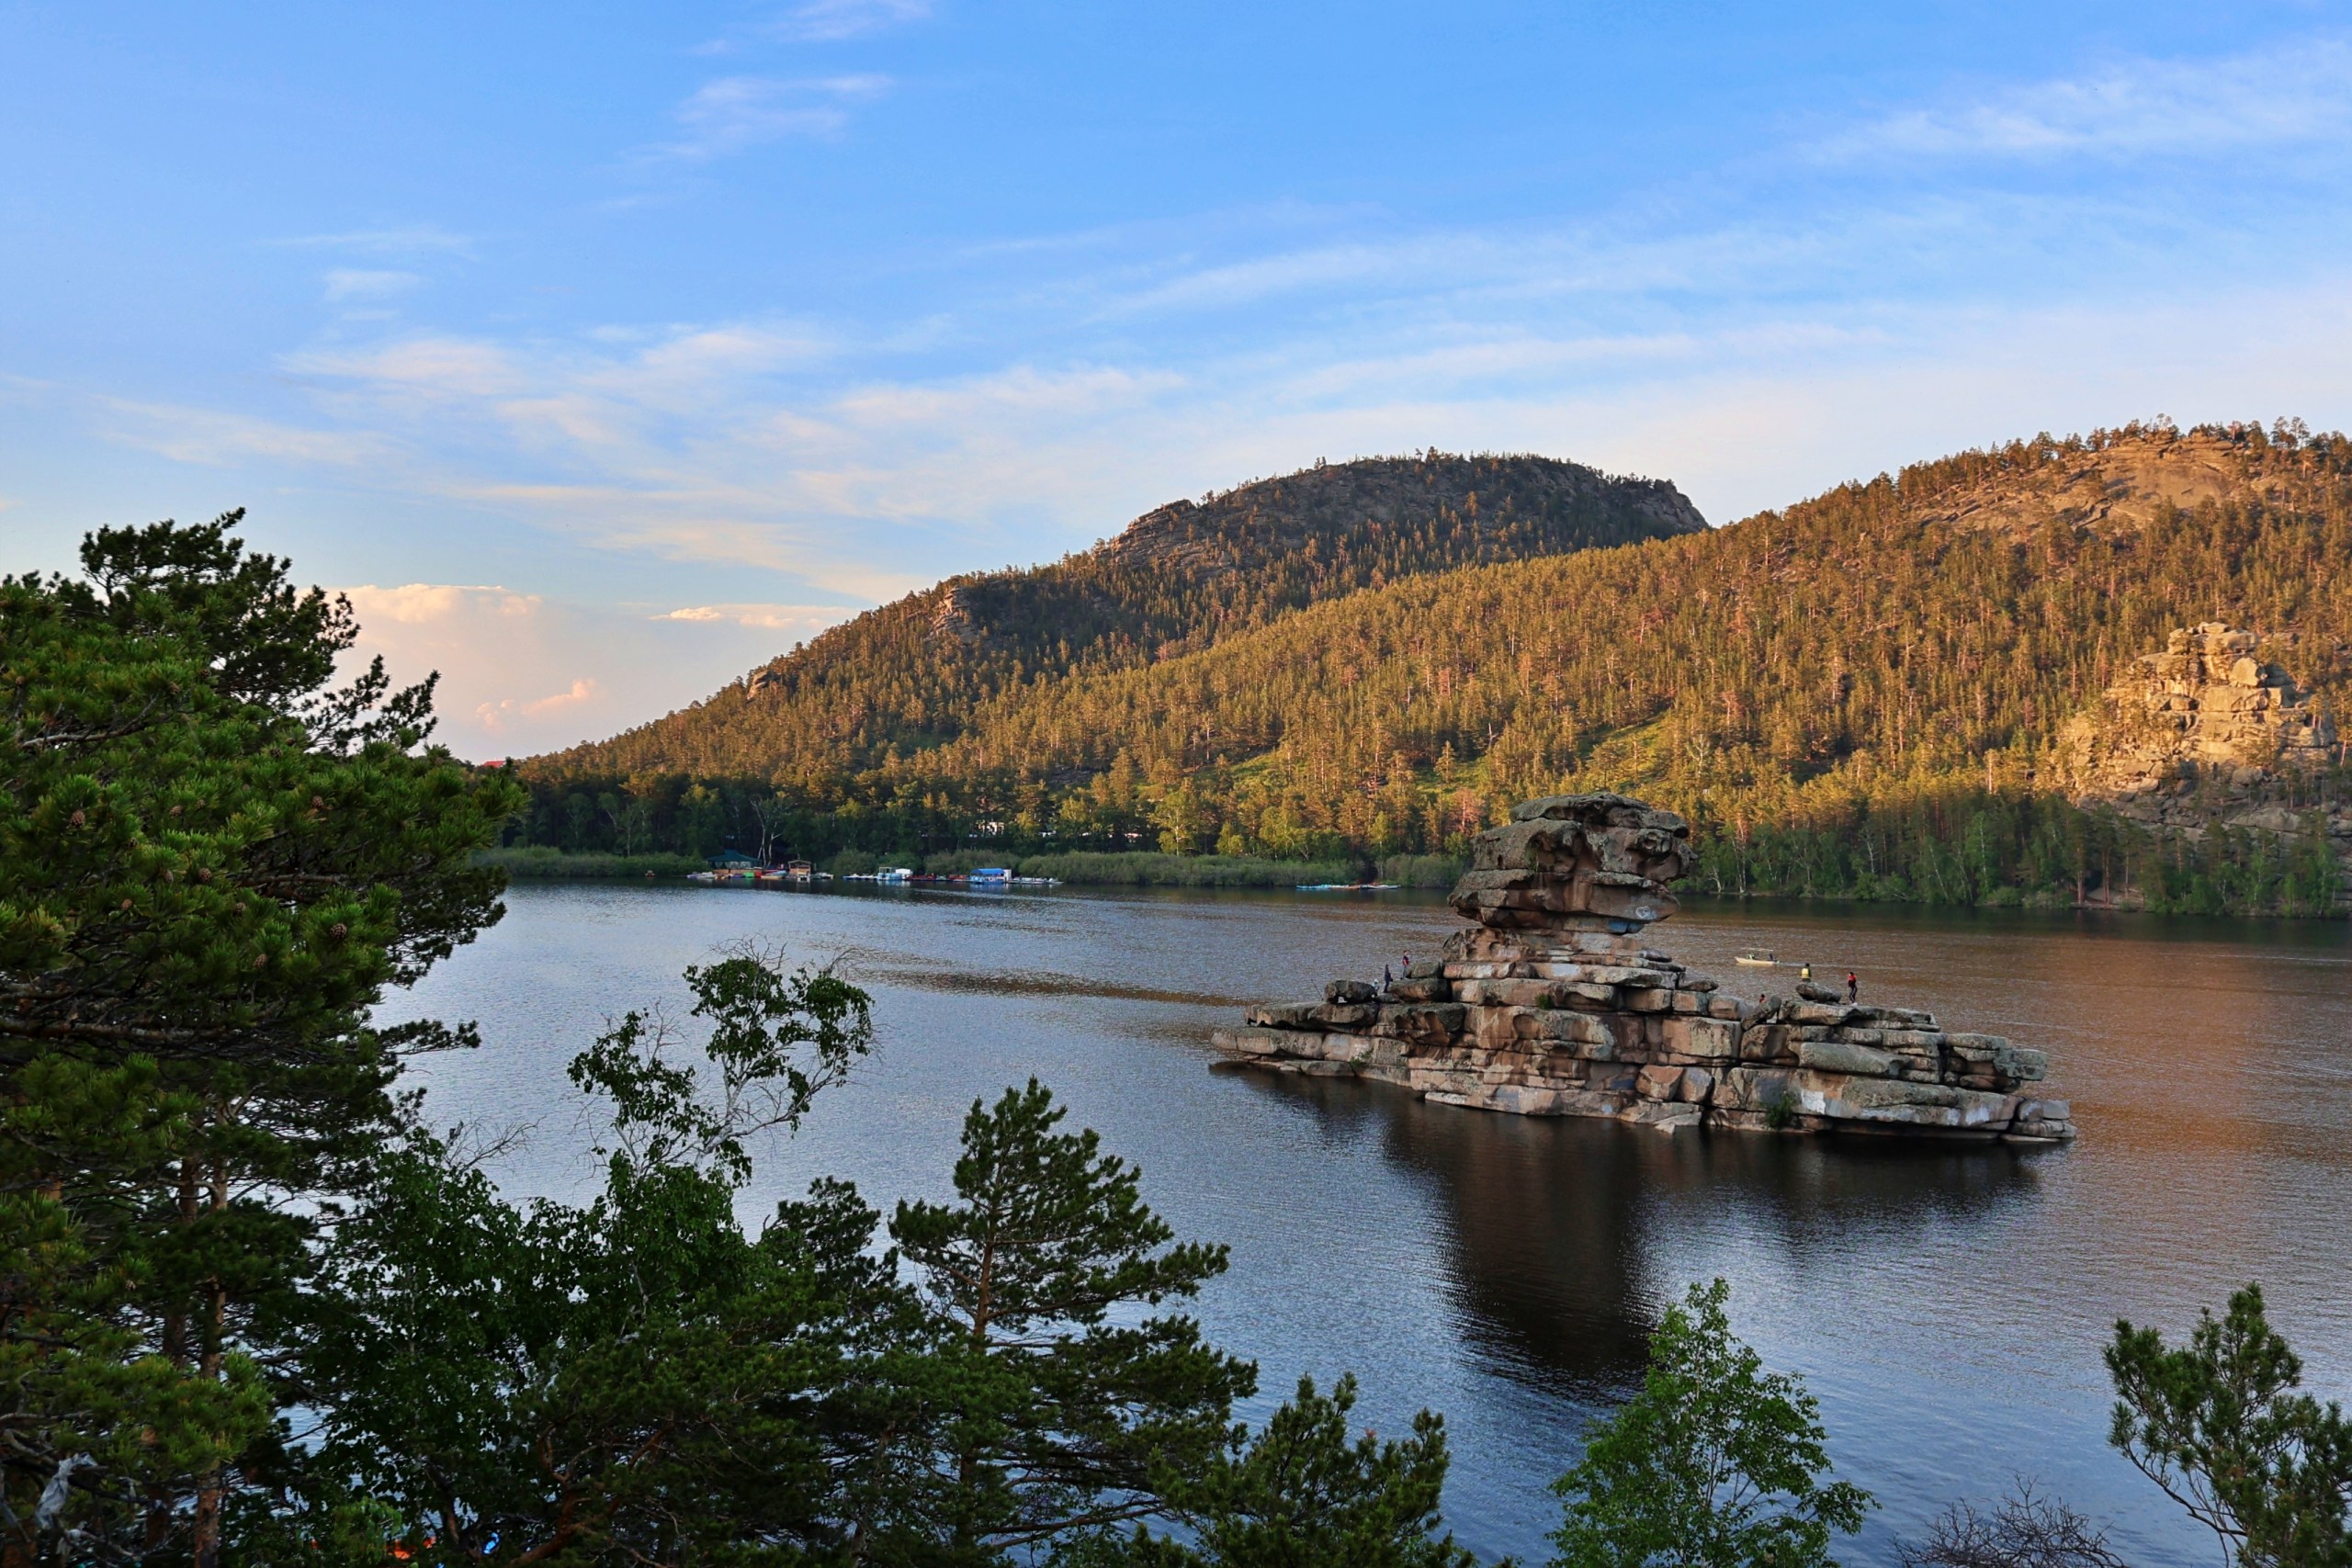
[530,450,1705,782]
[508,421,2352,916]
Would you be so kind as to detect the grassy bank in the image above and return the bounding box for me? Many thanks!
[1011,852,1362,887]
[477,847,707,879]
[1375,853,1468,888]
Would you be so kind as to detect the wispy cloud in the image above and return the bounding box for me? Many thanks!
[99,397,388,468]
[268,224,474,258]
[772,0,932,41]
[659,602,854,632]
[655,74,891,160]
[324,268,422,301]
[1819,39,2352,163]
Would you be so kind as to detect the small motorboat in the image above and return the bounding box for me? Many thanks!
[1734,949,1778,967]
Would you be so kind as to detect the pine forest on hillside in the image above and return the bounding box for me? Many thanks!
[512,423,2352,916]
[541,453,1703,782]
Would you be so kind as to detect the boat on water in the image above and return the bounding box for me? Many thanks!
[1734,949,1778,966]
[1295,882,1402,892]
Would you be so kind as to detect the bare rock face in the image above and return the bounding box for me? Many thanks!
[1447,793,1690,931]
[1214,792,2075,1145]
[2058,626,2349,899]
[2062,624,2335,797]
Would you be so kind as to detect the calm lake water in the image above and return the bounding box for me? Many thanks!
[389,882,2352,1566]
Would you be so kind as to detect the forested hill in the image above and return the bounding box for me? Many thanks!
[528,453,1704,783]
[509,422,2352,914]
[905,422,2352,906]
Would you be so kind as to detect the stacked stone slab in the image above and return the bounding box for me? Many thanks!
[1212,793,2075,1143]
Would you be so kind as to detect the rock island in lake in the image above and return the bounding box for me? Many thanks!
[1215,792,2075,1143]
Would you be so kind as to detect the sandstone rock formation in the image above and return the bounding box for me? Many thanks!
[1213,793,2075,1143]
[2061,624,2336,799]
[2055,626,2352,895]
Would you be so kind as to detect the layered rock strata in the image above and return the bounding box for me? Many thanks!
[1212,794,2075,1143]
[2061,624,2336,801]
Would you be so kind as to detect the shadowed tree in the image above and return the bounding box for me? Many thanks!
[2107,1284,2352,1568]
[887,1079,1257,1562]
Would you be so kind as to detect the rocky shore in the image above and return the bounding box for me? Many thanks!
[1212,793,2075,1142]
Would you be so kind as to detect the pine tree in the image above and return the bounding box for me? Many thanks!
[888,1080,1256,1560]
[0,516,522,1560]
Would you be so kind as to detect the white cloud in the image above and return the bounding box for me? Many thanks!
[1820,38,2352,163]
[657,74,891,160]
[269,224,474,258]
[772,0,931,41]
[324,268,422,301]
[342,583,541,624]
[335,581,832,757]
[658,602,856,632]
[477,678,605,734]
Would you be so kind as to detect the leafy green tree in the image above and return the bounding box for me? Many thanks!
[2,515,520,1561]
[2107,1283,2352,1568]
[1076,1372,1481,1568]
[1548,1279,1872,1568]
[290,947,879,1564]
[888,1080,1256,1561]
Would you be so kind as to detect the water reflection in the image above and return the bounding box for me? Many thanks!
[1227,1065,2049,1401]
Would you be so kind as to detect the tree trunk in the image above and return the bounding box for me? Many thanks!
[192,1154,232,1568]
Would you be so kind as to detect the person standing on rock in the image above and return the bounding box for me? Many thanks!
[1846,970,1859,1003]
[1383,962,1394,992]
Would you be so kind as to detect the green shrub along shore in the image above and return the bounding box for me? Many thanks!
[475,845,708,878]
[11,519,2349,1563]
[481,823,2342,920]
[483,845,1471,888]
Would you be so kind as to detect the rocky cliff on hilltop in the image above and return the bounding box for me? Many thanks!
[1918,430,2295,540]
[2059,625,2349,891]
[2061,624,2337,799]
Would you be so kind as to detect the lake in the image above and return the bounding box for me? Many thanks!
[389,881,2352,1565]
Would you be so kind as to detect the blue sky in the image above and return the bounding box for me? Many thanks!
[7,2,2352,757]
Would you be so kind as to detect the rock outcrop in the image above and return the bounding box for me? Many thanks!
[2056,626,2351,897]
[2061,624,2336,799]
[1213,793,2075,1143]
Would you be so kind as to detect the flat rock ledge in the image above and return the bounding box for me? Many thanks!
[1214,793,2076,1144]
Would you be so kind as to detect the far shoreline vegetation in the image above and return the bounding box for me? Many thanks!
[475,802,2345,917]
[475,843,1461,889]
